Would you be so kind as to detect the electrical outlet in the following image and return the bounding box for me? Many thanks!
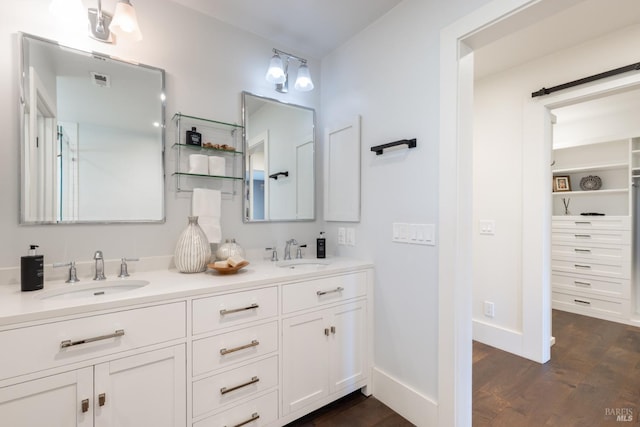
[479,220,495,235]
[483,301,495,318]
[338,227,346,245]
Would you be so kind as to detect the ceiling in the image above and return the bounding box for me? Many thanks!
[167,0,403,59]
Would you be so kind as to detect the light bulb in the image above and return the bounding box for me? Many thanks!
[294,63,314,91]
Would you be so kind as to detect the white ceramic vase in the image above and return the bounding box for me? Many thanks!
[174,216,211,273]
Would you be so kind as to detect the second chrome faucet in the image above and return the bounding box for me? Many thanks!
[93,250,106,280]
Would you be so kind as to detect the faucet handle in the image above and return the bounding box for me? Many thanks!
[296,244,307,259]
[265,247,278,262]
[54,261,79,283]
[119,257,139,278]
[93,250,104,260]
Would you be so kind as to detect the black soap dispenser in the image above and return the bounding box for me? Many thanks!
[21,245,44,292]
[316,232,326,259]
[186,126,202,146]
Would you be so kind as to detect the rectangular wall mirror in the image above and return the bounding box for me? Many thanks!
[242,92,315,222]
[19,33,166,224]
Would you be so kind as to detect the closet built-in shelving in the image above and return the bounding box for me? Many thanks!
[172,113,244,193]
[551,137,640,325]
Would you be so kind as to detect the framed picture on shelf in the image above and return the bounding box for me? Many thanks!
[553,176,571,192]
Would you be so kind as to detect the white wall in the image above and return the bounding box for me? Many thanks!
[472,24,640,353]
[320,0,490,420]
[0,0,322,269]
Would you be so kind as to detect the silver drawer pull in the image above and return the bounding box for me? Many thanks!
[574,221,591,225]
[574,299,591,306]
[574,234,591,238]
[574,264,591,269]
[220,376,260,395]
[225,412,260,427]
[574,281,592,287]
[60,329,125,349]
[316,286,344,296]
[220,340,260,355]
[220,303,259,316]
[574,248,591,253]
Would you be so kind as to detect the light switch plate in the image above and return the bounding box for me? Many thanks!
[338,227,346,245]
[346,228,356,246]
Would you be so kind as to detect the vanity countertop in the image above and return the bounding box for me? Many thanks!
[0,257,373,328]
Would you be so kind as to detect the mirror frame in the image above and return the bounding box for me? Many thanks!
[242,91,316,223]
[18,32,166,225]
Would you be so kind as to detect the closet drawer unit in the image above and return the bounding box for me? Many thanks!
[551,216,630,230]
[0,302,186,381]
[193,287,278,335]
[193,321,278,377]
[192,356,278,417]
[193,390,278,427]
[551,243,630,264]
[552,290,629,318]
[551,258,629,279]
[282,272,367,314]
[552,273,630,299]
[551,228,630,245]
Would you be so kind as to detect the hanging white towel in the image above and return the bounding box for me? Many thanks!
[188,154,209,175]
[192,188,222,243]
[208,156,226,177]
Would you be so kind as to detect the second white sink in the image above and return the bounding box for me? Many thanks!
[38,280,150,301]
[276,259,330,270]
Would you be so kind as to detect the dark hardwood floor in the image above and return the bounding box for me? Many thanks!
[285,309,640,427]
[474,309,640,426]
[283,391,414,427]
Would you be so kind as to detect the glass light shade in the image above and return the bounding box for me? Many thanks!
[265,54,286,84]
[294,63,314,91]
[49,0,85,22]
[109,0,143,42]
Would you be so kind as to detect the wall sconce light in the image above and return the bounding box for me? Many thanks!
[50,0,142,43]
[265,49,314,93]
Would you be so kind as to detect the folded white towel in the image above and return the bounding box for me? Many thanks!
[188,154,209,175]
[192,188,222,243]
[208,156,226,177]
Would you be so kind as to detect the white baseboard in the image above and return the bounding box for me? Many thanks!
[372,367,437,427]
[473,318,523,356]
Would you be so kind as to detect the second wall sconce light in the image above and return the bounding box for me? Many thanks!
[265,48,314,93]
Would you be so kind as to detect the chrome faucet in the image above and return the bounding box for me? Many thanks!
[284,239,298,260]
[93,250,106,280]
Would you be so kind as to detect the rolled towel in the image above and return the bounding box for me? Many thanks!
[188,154,208,175]
[208,156,226,177]
[192,188,222,243]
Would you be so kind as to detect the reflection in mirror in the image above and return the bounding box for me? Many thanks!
[19,33,165,224]
[242,92,315,222]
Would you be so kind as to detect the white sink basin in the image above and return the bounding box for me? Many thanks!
[276,259,330,270]
[38,280,150,301]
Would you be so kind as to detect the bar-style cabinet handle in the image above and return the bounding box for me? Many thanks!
[574,299,591,306]
[225,412,260,427]
[81,399,90,413]
[316,287,344,296]
[574,248,591,253]
[220,376,260,395]
[220,340,260,355]
[219,303,259,316]
[574,234,591,238]
[574,221,591,225]
[61,329,125,349]
[574,264,591,269]
[574,281,592,287]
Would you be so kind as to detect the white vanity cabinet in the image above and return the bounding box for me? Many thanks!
[281,272,369,417]
[0,302,187,427]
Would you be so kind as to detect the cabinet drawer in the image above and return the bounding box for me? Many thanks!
[193,390,278,427]
[193,321,278,377]
[552,216,630,230]
[0,302,186,381]
[282,272,367,314]
[552,291,628,318]
[552,273,629,299]
[551,229,630,245]
[193,287,277,335]
[551,243,630,264]
[551,258,629,279]
[192,356,278,417]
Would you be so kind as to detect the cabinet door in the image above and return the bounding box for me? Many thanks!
[94,345,186,427]
[0,367,93,427]
[282,310,329,415]
[329,301,367,393]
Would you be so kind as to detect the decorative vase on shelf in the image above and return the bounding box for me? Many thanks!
[174,216,211,273]
[215,238,246,261]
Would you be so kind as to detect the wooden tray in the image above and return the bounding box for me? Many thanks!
[208,260,249,275]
